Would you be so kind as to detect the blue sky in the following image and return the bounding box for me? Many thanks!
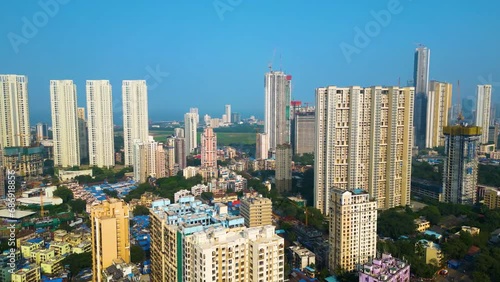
[1,0,500,124]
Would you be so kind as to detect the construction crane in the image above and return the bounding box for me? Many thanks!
[268,48,276,72]
[39,186,45,217]
[457,80,465,123]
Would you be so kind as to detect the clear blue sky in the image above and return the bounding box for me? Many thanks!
[1,0,500,124]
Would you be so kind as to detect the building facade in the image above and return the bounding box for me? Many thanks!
[184,112,198,155]
[442,125,481,205]
[35,123,48,142]
[225,104,231,123]
[77,107,88,163]
[275,143,292,193]
[329,188,377,272]
[240,195,272,227]
[90,199,130,282]
[174,137,186,170]
[133,136,164,183]
[413,46,431,150]
[86,80,115,168]
[50,80,80,167]
[358,253,410,282]
[476,85,492,144]
[149,197,284,282]
[426,81,452,148]
[293,113,315,155]
[256,133,269,160]
[201,126,218,180]
[265,71,292,150]
[165,137,176,176]
[0,74,31,148]
[122,80,149,166]
[315,86,414,214]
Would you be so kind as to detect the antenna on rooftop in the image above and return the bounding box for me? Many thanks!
[268,48,276,72]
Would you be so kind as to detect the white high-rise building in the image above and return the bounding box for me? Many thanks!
[315,86,414,214]
[50,80,80,167]
[184,112,198,155]
[265,71,292,150]
[122,80,149,166]
[413,46,431,150]
[86,80,115,168]
[189,107,199,124]
[225,104,231,123]
[476,85,492,144]
[0,75,31,147]
[425,81,452,148]
[133,136,164,183]
[329,188,377,272]
[256,133,269,160]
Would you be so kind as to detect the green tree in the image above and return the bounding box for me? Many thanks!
[201,192,214,201]
[377,208,416,239]
[68,199,86,214]
[473,271,491,282]
[62,252,91,275]
[418,205,441,225]
[53,186,73,203]
[130,245,145,263]
[103,189,118,198]
[133,205,150,216]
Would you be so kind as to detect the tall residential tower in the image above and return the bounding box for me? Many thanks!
[122,80,149,166]
[50,80,80,167]
[476,85,492,144]
[426,81,452,148]
[86,80,115,168]
[0,75,31,147]
[315,86,414,214]
[184,112,198,155]
[413,46,431,150]
[442,125,481,205]
[264,71,292,150]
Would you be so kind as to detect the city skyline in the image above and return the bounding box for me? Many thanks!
[2,1,500,124]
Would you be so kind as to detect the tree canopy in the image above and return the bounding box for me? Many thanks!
[53,186,73,203]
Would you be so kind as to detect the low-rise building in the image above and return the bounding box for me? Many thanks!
[414,217,431,233]
[289,246,316,270]
[459,226,480,236]
[20,238,44,259]
[240,195,272,228]
[31,249,55,264]
[11,264,41,282]
[49,242,72,256]
[359,253,410,282]
[40,256,65,274]
[416,239,442,266]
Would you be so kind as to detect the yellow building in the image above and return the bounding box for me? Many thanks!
[31,249,55,264]
[240,195,272,227]
[426,81,452,148]
[416,239,442,266]
[484,188,500,209]
[11,264,41,282]
[20,239,44,259]
[53,230,68,242]
[91,198,130,282]
[66,231,91,247]
[40,256,65,274]
[49,242,72,256]
[72,241,92,254]
[414,217,431,232]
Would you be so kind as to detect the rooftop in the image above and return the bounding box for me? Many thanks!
[0,209,36,219]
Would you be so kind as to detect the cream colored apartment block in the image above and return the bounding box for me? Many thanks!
[329,188,377,272]
[476,85,492,144]
[315,86,414,214]
[0,75,31,147]
[86,80,115,168]
[91,199,130,282]
[426,81,452,148]
[240,196,273,227]
[122,80,149,166]
[50,80,80,167]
